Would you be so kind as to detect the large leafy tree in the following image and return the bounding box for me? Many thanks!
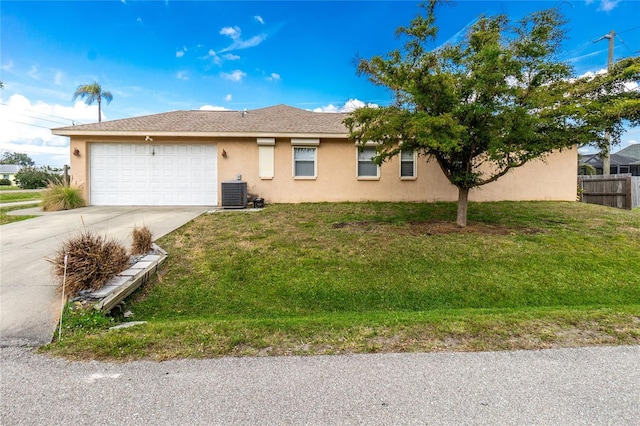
[72,81,113,122]
[345,1,640,226]
[14,167,63,189]
[0,152,35,167]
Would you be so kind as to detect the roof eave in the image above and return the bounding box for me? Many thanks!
[51,130,349,139]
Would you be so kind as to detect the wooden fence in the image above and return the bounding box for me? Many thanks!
[578,174,639,209]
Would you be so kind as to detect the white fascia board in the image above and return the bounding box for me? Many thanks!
[51,130,349,139]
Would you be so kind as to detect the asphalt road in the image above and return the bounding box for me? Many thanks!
[1,345,638,425]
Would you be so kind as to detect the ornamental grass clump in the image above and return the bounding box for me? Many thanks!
[49,231,129,297]
[41,183,85,211]
[131,225,153,255]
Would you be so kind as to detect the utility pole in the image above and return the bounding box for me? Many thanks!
[595,30,615,175]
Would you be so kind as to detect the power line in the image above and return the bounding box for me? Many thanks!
[618,25,640,35]
[0,119,56,130]
[0,102,86,125]
[615,34,636,56]
[2,112,69,126]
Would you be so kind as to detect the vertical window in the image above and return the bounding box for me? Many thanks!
[357,146,379,177]
[293,147,316,177]
[400,149,416,178]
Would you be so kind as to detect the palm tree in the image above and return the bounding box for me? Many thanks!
[72,81,113,122]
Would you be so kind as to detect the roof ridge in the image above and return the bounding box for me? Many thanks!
[52,104,350,135]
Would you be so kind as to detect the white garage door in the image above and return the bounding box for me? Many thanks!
[90,143,217,206]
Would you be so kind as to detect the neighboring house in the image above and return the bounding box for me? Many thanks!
[579,146,640,176]
[0,164,22,185]
[52,104,577,207]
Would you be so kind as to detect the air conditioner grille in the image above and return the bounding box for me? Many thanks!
[221,181,247,209]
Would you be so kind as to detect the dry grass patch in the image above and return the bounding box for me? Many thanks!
[131,225,153,255]
[49,231,130,297]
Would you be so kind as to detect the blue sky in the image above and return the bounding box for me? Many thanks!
[1,0,639,166]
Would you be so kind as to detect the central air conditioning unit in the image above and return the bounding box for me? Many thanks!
[221,180,247,209]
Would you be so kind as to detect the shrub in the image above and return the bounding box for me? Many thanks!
[131,225,153,255]
[14,167,63,189]
[49,231,130,297]
[0,178,11,186]
[41,183,85,211]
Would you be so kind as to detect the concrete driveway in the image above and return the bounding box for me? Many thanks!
[0,206,208,346]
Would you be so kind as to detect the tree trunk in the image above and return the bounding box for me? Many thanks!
[456,187,469,227]
[98,97,102,122]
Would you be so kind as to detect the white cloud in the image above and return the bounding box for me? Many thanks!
[437,16,481,50]
[223,53,240,61]
[576,68,639,92]
[566,49,607,64]
[176,50,185,58]
[219,25,267,53]
[225,94,232,101]
[220,26,241,40]
[221,70,246,82]
[1,59,14,72]
[598,0,619,12]
[267,72,280,81]
[624,81,639,92]
[27,66,39,80]
[577,68,608,79]
[176,71,189,80]
[222,34,267,52]
[199,105,229,111]
[205,49,221,65]
[314,104,339,113]
[313,99,379,113]
[54,71,65,86]
[586,0,621,11]
[254,16,265,25]
[0,94,99,166]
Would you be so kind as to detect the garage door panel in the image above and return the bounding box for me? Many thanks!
[90,143,217,206]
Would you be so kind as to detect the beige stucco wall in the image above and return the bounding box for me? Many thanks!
[68,136,577,205]
[68,137,90,200]
[219,138,577,204]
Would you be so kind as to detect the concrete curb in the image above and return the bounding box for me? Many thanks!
[84,244,168,312]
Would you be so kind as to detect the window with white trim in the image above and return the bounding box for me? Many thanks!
[400,149,416,178]
[357,146,379,178]
[293,147,317,177]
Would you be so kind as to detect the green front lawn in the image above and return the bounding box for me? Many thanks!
[0,191,42,203]
[45,201,640,360]
[0,204,40,225]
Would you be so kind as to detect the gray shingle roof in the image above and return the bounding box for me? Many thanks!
[615,144,640,161]
[0,165,21,173]
[52,104,350,136]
